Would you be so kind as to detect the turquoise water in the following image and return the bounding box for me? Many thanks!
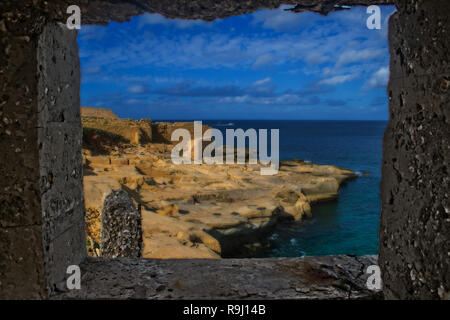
[204,120,386,257]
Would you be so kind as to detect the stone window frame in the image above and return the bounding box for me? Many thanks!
[2,0,448,300]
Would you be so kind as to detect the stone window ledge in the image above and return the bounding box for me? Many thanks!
[56,255,380,300]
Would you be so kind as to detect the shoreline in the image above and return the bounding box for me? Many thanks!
[84,154,357,259]
[81,107,358,259]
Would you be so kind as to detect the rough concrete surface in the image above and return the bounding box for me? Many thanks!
[379,0,450,300]
[37,21,87,296]
[57,255,381,299]
[0,3,48,299]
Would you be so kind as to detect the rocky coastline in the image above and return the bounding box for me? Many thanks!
[81,107,357,259]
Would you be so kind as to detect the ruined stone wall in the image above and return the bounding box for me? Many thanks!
[100,190,142,258]
[379,0,450,299]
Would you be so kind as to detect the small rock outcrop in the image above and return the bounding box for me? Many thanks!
[81,107,119,119]
[100,190,142,258]
[81,107,152,147]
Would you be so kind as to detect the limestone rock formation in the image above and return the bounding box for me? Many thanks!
[81,107,119,119]
[100,190,142,258]
[82,115,152,147]
[82,112,357,259]
[84,156,356,258]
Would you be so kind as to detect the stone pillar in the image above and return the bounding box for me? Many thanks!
[100,190,142,258]
[0,3,86,298]
[379,0,450,299]
[0,4,48,300]
[37,21,87,295]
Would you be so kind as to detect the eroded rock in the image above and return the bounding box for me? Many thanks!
[100,190,142,258]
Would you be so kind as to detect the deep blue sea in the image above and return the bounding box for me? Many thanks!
[200,120,387,257]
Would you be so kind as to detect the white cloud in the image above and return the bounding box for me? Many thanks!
[81,11,388,73]
[318,73,359,86]
[253,77,272,86]
[125,99,140,105]
[252,53,275,68]
[364,67,389,89]
[80,4,393,111]
[79,26,107,42]
[82,66,101,75]
[219,93,318,106]
[336,49,384,67]
[127,85,147,94]
[304,52,329,65]
[252,5,309,32]
[138,13,211,29]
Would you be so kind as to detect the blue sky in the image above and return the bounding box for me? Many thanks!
[79,5,396,120]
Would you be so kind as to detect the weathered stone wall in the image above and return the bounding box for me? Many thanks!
[0,2,48,299]
[379,0,450,299]
[0,3,86,299]
[58,255,381,300]
[37,21,87,295]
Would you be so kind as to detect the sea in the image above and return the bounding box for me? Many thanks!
[200,120,387,257]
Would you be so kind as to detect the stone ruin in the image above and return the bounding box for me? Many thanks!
[0,0,448,299]
[100,190,142,258]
